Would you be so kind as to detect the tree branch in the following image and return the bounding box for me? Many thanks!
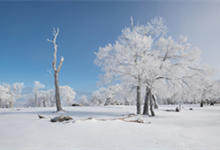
[57,56,64,73]
[47,28,64,72]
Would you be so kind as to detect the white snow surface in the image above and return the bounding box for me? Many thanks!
[0,105,220,150]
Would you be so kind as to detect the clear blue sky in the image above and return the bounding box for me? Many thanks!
[0,1,220,93]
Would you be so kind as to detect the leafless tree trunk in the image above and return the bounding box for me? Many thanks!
[143,87,155,116]
[136,76,141,114]
[149,89,155,116]
[143,87,149,115]
[152,95,158,109]
[54,71,62,111]
[131,19,141,115]
[200,100,204,107]
[48,28,64,112]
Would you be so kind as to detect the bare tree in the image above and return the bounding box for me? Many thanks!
[48,28,64,111]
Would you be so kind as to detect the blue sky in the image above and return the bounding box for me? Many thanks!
[0,1,220,93]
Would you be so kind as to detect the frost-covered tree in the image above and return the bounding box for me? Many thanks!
[48,28,64,111]
[142,35,203,115]
[90,84,129,106]
[60,86,76,106]
[0,84,11,107]
[91,90,103,106]
[37,90,49,107]
[78,95,89,106]
[152,62,215,108]
[95,17,154,114]
[26,89,54,107]
[91,87,113,106]
[209,81,220,103]
[199,78,215,107]
[26,84,77,107]
[26,84,76,107]
[0,83,24,108]
[11,83,24,107]
[33,81,45,107]
[95,16,209,116]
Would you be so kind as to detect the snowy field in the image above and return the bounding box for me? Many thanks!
[0,105,220,150]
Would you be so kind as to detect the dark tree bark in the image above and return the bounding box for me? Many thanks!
[143,87,155,116]
[152,95,158,109]
[149,89,155,116]
[136,85,141,114]
[200,100,204,107]
[143,87,149,115]
[136,76,141,114]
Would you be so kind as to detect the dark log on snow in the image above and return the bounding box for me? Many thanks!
[72,103,81,107]
[38,115,45,119]
[50,115,73,122]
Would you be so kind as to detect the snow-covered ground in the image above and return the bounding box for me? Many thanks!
[0,105,220,150]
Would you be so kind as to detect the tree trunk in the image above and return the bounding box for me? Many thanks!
[48,28,64,111]
[200,100,204,107]
[136,85,141,114]
[149,89,155,116]
[136,77,141,114]
[54,71,62,111]
[152,95,158,109]
[143,87,149,115]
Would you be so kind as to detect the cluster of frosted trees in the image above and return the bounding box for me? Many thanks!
[0,83,24,108]
[94,17,218,116]
[0,81,77,108]
[25,81,76,107]
[90,84,136,106]
[90,79,220,107]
